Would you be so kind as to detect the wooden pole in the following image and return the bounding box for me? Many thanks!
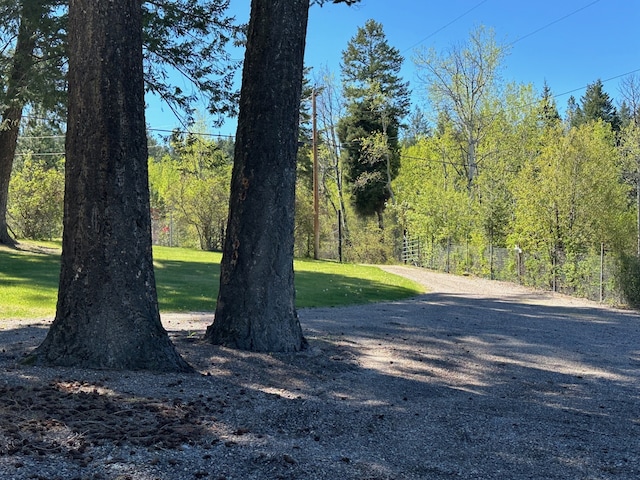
[312,88,320,260]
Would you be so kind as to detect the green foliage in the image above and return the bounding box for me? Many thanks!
[142,0,241,124]
[0,1,240,125]
[570,79,620,131]
[341,19,410,119]
[294,179,315,258]
[0,0,67,117]
[343,217,397,264]
[338,19,409,224]
[393,134,474,245]
[0,242,423,320]
[149,127,232,250]
[615,254,640,308]
[8,155,64,240]
[511,121,630,258]
[538,82,561,128]
[395,74,636,300]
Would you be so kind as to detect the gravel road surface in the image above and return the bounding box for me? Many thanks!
[1,265,639,479]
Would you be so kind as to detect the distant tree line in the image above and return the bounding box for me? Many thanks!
[4,0,640,371]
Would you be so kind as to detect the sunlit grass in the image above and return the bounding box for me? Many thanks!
[0,242,424,320]
[294,258,423,307]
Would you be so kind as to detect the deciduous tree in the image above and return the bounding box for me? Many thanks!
[414,26,508,189]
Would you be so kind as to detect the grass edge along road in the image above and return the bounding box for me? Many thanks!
[0,242,424,320]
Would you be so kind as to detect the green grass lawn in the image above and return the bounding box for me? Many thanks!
[0,241,423,320]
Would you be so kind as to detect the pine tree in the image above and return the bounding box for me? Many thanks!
[204,0,358,352]
[572,79,620,131]
[29,0,192,372]
[338,19,409,227]
[538,82,561,129]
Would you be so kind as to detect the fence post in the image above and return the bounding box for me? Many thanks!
[600,242,605,303]
[489,243,494,280]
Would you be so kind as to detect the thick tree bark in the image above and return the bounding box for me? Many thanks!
[0,4,38,247]
[0,106,22,247]
[204,0,309,352]
[29,0,191,372]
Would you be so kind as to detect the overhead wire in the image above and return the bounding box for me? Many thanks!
[401,0,490,53]
[13,0,629,146]
[509,0,602,46]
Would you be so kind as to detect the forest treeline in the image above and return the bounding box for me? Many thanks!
[5,14,640,306]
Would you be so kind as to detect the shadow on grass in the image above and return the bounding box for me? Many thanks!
[0,249,61,286]
[1,247,422,318]
[156,263,421,312]
[294,269,420,308]
[153,258,221,312]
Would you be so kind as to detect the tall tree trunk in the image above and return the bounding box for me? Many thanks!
[29,0,191,372]
[0,106,22,246]
[0,4,38,247]
[205,0,309,352]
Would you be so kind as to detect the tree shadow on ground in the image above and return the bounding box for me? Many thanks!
[1,291,639,479]
[291,293,640,478]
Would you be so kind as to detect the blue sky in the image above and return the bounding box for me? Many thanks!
[145,0,640,137]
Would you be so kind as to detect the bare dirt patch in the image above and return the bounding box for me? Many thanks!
[1,266,639,479]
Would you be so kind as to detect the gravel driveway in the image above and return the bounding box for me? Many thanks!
[1,266,639,479]
[297,266,640,479]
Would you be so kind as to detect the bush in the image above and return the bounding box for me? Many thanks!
[616,254,640,308]
[8,156,64,240]
[344,219,397,264]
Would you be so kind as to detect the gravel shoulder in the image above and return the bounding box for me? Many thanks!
[1,266,639,479]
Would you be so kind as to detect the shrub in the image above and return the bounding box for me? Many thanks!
[8,156,64,240]
[616,254,640,308]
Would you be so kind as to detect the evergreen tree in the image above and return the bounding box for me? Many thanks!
[402,106,431,147]
[619,101,633,129]
[538,82,561,129]
[142,0,241,125]
[572,79,620,131]
[565,95,579,127]
[205,0,359,353]
[338,19,409,227]
[30,0,191,372]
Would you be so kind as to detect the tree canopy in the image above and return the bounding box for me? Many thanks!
[338,19,409,227]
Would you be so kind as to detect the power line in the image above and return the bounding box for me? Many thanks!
[18,135,65,139]
[402,0,490,53]
[18,129,236,141]
[14,152,64,157]
[510,0,602,46]
[553,67,640,101]
[148,127,235,140]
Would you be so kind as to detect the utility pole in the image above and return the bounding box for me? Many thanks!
[312,88,320,260]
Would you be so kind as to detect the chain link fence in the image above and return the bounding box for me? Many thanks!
[402,237,624,305]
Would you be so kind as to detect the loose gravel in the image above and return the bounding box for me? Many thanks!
[1,266,639,479]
